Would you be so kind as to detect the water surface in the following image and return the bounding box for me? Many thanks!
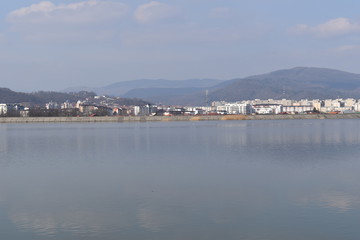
[0,119,359,240]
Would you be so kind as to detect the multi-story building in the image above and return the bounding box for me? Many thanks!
[134,105,158,116]
[252,104,283,114]
[0,104,24,116]
[282,105,313,114]
[216,103,252,115]
[0,104,7,115]
[345,98,356,107]
[45,101,60,109]
[312,99,323,111]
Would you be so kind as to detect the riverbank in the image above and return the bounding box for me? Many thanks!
[0,113,360,123]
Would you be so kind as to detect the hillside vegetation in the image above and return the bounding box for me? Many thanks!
[0,88,150,106]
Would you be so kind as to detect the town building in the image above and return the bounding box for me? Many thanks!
[216,103,252,115]
[252,104,283,114]
[134,105,158,116]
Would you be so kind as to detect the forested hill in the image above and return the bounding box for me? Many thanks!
[0,88,150,106]
[0,88,96,104]
[0,88,38,103]
[208,67,360,102]
[101,67,360,105]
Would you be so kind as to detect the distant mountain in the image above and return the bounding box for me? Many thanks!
[122,87,205,105]
[63,79,223,96]
[208,67,360,102]
[125,67,360,105]
[62,67,360,105]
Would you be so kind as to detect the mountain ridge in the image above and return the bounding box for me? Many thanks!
[0,89,150,106]
[208,67,360,103]
[59,67,360,105]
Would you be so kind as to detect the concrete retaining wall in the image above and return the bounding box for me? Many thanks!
[0,113,360,123]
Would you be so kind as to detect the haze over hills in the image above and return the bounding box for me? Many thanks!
[63,79,223,96]
[0,88,100,105]
[0,88,150,106]
[3,67,360,106]
[62,67,360,105]
[208,67,360,102]
[0,88,38,103]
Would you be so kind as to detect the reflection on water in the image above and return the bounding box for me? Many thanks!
[218,120,360,146]
[300,192,360,213]
[0,124,8,163]
[0,120,360,240]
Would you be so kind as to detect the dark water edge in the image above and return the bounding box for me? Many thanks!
[0,113,360,123]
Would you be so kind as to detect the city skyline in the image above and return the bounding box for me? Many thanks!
[1,0,360,91]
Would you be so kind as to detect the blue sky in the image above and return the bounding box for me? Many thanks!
[1,0,360,91]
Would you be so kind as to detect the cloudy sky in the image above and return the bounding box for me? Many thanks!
[1,0,360,91]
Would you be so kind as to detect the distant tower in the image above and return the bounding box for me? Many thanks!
[205,90,209,106]
[282,86,286,99]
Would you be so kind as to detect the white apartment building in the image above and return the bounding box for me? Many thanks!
[134,105,158,116]
[345,98,356,107]
[0,104,24,116]
[212,98,360,114]
[61,101,75,109]
[216,103,252,114]
[354,102,360,112]
[45,101,59,109]
[282,105,313,114]
[312,100,323,111]
[0,104,8,115]
[252,104,283,114]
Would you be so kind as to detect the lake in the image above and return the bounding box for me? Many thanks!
[0,119,359,240]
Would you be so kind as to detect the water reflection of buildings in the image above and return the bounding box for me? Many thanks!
[217,120,360,147]
[0,125,8,158]
[5,190,188,237]
[7,207,130,237]
[300,192,360,213]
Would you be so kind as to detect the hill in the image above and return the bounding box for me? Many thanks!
[208,67,360,102]
[56,67,360,105]
[118,67,360,105]
[0,88,38,103]
[0,89,150,106]
[0,89,98,104]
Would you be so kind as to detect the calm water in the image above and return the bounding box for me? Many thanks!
[0,119,360,240]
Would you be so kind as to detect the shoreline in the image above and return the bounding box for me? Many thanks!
[0,113,360,123]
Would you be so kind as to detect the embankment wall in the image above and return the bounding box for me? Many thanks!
[0,114,360,123]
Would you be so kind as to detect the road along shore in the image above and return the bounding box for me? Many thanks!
[0,114,360,123]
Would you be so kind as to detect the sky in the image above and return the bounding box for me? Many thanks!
[1,0,360,92]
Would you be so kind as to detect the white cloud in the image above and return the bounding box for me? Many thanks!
[290,18,360,37]
[8,1,57,18]
[7,0,128,24]
[6,1,129,42]
[134,1,180,24]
